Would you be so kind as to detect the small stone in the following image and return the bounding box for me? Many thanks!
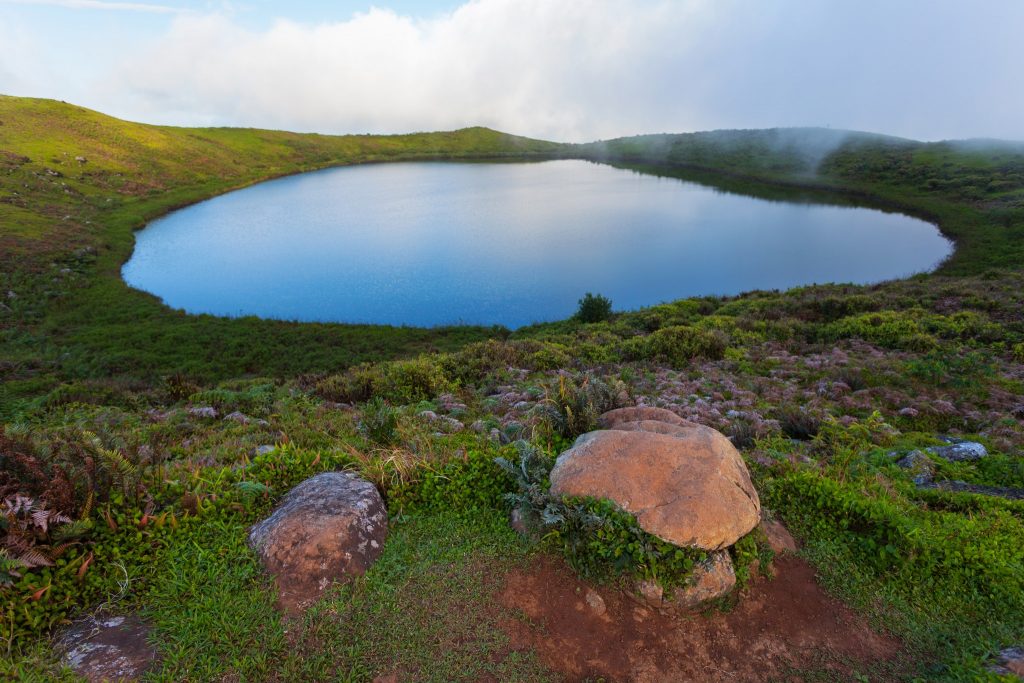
[470,419,487,433]
[760,519,798,554]
[224,411,252,424]
[255,445,276,456]
[509,506,529,536]
[672,551,736,608]
[188,406,217,419]
[636,579,664,607]
[896,450,936,484]
[898,407,919,417]
[989,645,1024,678]
[58,614,157,683]
[585,589,607,616]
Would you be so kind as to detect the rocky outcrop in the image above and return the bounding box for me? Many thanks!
[249,471,387,612]
[550,413,760,551]
[58,614,157,683]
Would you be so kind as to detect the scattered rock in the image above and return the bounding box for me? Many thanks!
[895,450,936,485]
[254,444,276,456]
[248,472,387,612]
[470,419,487,433]
[672,551,737,609]
[920,480,1024,500]
[989,646,1024,678]
[57,614,157,683]
[509,506,529,536]
[550,424,761,551]
[417,410,439,422]
[760,519,798,554]
[187,406,217,419]
[225,411,251,424]
[636,579,664,608]
[927,440,987,462]
[585,589,607,616]
[598,406,690,429]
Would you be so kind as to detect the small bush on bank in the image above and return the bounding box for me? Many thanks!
[357,397,399,445]
[575,292,613,323]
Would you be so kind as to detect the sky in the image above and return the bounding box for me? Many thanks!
[1,0,1022,143]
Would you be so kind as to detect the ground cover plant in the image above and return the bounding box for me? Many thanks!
[2,95,1024,680]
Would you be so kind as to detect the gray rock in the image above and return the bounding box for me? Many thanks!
[255,444,276,456]
[988,645,1024,678]
[57,614,157,683]
[920,480,1024,500]
[249,472,387,612]
[927,440,987,462]
[470,419,487,434]
[895,450,936,485]
[187,406,217,419]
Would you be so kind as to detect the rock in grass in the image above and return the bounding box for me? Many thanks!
[550,419,760,551]
[248,471,387,612]
[760,518,798,554]
[989,646,1024,678]
[58,614,158,683]
[927,438,987,462]
[895,450,936,485]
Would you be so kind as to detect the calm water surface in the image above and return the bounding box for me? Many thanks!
[123,160,952,328]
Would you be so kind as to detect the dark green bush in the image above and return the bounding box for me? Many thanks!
[575,292,613,323]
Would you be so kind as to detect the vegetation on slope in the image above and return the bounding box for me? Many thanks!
[2,96,1024,680]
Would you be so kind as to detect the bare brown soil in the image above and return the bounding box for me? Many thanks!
[497,554,902,682]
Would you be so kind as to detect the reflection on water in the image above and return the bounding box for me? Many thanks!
[122,160,952,328]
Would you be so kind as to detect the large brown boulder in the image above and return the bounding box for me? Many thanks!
[249,471,387,612]
[550,426,760,551]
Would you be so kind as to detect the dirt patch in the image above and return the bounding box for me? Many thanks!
[497,554,901,682]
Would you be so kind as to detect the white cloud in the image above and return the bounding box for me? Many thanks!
[11,0,1024,142]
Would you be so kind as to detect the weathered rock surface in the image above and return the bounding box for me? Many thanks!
[58,614,157,682]
[550,427,760,551]
[598,406,690,429]
[895,450,936,485]
[760,519,798,554]
[249,471,387,612]
[927,439,988,462]
[989,646,1024,678]
[672,551,737,608]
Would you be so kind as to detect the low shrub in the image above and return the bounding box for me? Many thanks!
[316,356,455,405]
[357,397,399,445]
[537,374,627,439]
[623,325,728,368]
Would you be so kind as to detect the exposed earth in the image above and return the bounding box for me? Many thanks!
[497,554,901,682]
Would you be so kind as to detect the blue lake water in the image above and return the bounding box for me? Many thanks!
[122,160,952,328]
